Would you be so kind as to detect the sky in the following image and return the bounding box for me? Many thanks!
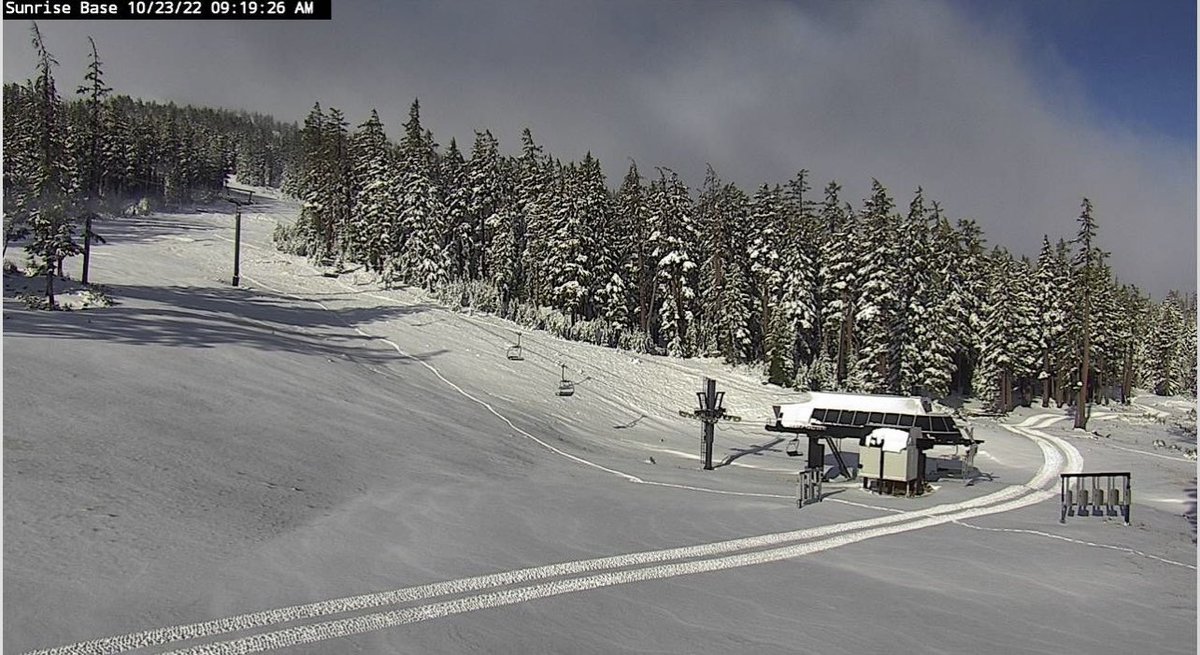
[2,0,1196,297]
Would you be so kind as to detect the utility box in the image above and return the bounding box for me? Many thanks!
[859,427,920,482]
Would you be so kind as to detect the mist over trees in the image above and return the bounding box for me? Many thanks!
[4,26,1195,415]
[279,99,1196,416]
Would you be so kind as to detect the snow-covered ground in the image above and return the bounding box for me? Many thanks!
[4,191,1195,653]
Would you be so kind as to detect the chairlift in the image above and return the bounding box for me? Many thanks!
[786,437,802,457]
[557,363,575,397]
[506,332,524,361]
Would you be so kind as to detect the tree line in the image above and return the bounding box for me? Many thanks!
[4,26,1195,419]
[281,99,1196,420]
[3,25,299,296]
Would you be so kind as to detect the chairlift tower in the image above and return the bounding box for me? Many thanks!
[678,377,741,470]
[223,186,254,287]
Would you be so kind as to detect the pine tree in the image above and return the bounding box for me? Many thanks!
[695,166,753,363]
[950,218,990,396]
[616,161,654,338]
[1071,198,1100,428]
[572,153,613,321]
[348,109,398,271]
[514,128,553,306]
[73,38,110,284]
[393,99,447,286]
[23,23,81,307]
[849,180,901,393]
[780,170,820,386]
[817,181,856,387]
[1148,294,1185,395]
[440,138,471,281]
[746,184,789,380]
[648,168,698,356]
[4,83,37,255]
[467,130,503,281]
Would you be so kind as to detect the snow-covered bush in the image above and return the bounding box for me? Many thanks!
[571,318,621,348]
[272,222,308,256]
[124,197,157,217]
[434,279,502,314]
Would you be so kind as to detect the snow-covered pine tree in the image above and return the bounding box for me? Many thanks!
[907,202,960,399]
[1147,293,1186,396]
[514,128,552,306]
[1177,293,1198,397]
[1011,255,1043,405]
[486,174,520,314]
[323,107,352,265]
[23,24,81,306]
[467,130,503,282]
[1109,283,1145,403]
[1035,236,1069,406]
[544,160,583,318]
[780,170,820,386]
[97,100,134,197]
[3,83,38,255]
[396,99,447,288]
[1070,198,1101,428]
[949,218,989,396]
[648,168,698,357]
[817,181,857,388]
[616,161,654,337]
[973,249,1039,412]
[74,37,109,205]
[896,188,956,398]
[573,153,614,321]
[349,109,399,272]
[294,102,327,255]
[1048,238,1080,406]
[695,166,753,363]
[849,180,901,393]
[72,39,110,285]
[1088,258,1120,404]
[747,184,790,382]
[440,138,471,281]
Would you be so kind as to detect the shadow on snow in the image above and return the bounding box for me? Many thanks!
[3,282,442,366]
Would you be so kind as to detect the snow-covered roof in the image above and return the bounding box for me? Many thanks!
[775,392,930,429]
[864,427,913,452]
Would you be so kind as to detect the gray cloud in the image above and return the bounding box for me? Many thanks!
[4,0,1194,296]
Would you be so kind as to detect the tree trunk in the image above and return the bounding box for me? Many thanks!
[1121,347,1134,404]
[82,213,93,285]
[836,291,852,385]
[1075,347,1090,429]
[44,267,55,310]
[1041,351,1051,407]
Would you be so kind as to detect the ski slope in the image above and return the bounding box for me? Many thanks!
[4,191,1195,653]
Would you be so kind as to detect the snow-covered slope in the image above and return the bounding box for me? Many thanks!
[4,192,1194,654]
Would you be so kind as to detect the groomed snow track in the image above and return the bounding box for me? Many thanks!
[28,414,1083,654]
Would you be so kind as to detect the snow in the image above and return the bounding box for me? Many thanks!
[777,391,931,428]
[865,427,914,452]
[3,191,1195,654]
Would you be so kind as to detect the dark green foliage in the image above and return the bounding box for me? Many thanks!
[11,31,1178,401]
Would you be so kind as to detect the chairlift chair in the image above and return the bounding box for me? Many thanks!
[506,333,524,361]
[557,363,575,397]
[786,437,802,457]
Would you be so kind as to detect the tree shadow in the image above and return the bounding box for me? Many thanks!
[714,437,785,468]
[92,212,228,246]
[3,282,440,366]
[612,414,646,430]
